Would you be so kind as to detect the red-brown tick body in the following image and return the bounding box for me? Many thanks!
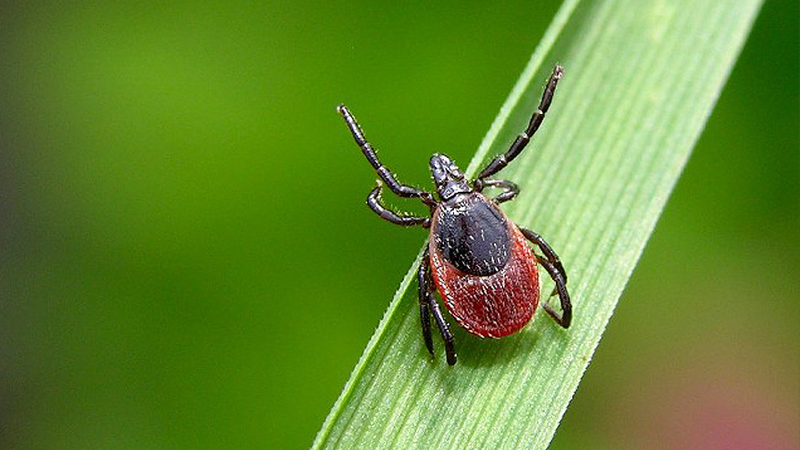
[429,192,540,338]
[337,65,571,365]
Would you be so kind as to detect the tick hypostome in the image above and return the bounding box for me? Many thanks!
[337,65,571,366]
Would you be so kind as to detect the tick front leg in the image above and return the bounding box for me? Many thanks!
[419,246,457,365]
[368,183,431,228]
[338,104,435,206]
[476,65,563,180]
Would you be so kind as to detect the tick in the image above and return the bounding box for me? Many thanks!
[338,65,570,365]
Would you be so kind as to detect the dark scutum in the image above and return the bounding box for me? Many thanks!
[434,194,511,276]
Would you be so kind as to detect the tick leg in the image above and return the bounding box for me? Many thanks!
[476,65,563,180]
[520,226,571,328]
[430,297,457,365]
[520,228,567,284]
[474,178,519,204]
[368,183,431,227]
[535,255,572,328]
[337,104,436,207]
[419,296,434,358]
[417,246,434,357]
[419,246,457,365]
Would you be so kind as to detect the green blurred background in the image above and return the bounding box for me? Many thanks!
[1,1,797,449]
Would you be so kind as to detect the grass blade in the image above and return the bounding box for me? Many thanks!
[313,0,763,448]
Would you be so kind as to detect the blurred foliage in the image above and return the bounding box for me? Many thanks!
[0,1,796,449]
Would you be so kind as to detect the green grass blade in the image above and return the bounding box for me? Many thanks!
[313,0,763,448]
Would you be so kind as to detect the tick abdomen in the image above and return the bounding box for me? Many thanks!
[429,193,540,338]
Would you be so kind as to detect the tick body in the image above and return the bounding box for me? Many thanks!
[338,65,570,365]
[430,191,540,339]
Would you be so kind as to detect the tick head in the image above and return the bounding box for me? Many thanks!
[430,153,471,201]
